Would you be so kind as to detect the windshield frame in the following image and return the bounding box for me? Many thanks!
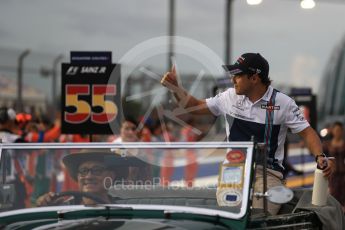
[0,141,255,220]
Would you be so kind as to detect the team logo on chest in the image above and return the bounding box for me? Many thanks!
[261,104,280,111]
[236,100,244,107]
[232,100,246,111]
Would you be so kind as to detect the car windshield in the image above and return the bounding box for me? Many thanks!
[0,142,254,220]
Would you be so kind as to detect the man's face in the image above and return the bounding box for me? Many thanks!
[120,121,138,142]
[231,74,252,95]
[77,161,115,194]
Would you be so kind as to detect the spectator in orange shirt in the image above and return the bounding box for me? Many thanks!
[24,115,60,142]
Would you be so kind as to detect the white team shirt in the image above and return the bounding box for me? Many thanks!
[206,86,309,172]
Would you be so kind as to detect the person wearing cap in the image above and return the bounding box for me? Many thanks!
[36,150,132,206]
[161,53,335,215]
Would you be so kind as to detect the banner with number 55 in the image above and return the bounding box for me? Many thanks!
[61,63,121,134]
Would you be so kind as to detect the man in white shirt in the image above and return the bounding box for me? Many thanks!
[161,53,335,215]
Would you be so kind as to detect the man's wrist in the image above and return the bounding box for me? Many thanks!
[315,153,326,163]
[174,88,187,102]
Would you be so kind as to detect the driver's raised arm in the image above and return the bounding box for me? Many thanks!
[36,192,65,207]
[161,65,213,115]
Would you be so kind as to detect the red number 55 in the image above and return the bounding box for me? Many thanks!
[65,84,118,124]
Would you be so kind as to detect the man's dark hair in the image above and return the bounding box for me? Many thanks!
[259,75,272,86]
[0,107,9,124]
[333,121,344,128]
[0,107,15,124]
[122,116,138,128]
[248,73,272,86]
